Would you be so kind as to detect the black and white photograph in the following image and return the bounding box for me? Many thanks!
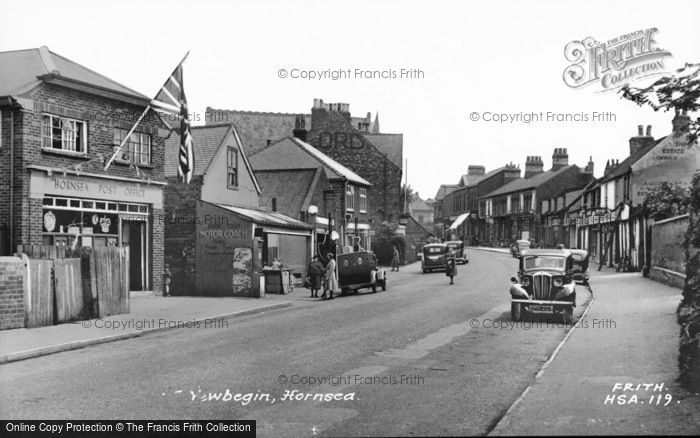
[1,0,699,436]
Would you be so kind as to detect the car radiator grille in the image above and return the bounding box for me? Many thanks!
[532,273,552,300]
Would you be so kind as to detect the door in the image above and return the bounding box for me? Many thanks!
[122,220,147,291]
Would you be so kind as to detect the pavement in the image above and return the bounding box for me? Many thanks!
[489,266,700,436]
[0,294,292,364]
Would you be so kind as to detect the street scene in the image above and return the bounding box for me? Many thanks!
[1,0,700,437]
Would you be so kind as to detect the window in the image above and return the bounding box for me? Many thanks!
[227,146,238,187]
[113,128,151,164]
[359,188,367,212]
[346,186,355,211]
[42,114,87,154]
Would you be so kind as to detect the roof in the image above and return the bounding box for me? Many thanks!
[482,165,575,198]
[211,202,311,230]
[249,137,371,186]
[165,124,231,176]
[164,123,261,193]
[363,133,403,169]
[409,198,433,212]
[0,47,148,101]
[435,184,459,200]
[599,137,665,183]
[254,169,320,217]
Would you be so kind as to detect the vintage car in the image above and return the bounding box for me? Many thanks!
[422,243,447,273]
[445,240,469,264]
[569,249,590,285]
[511,239,531,258]
[337,250,387,294]
[509,249,576,323]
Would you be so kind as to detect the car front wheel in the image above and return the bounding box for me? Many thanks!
[511,302,522,321]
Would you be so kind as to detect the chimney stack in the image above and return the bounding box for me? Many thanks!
[293,114,307,142]
[629,124,654,155]
[551,148,569,171]
[584,156,594,174]
[524,156,544,178]
[467,165,485,176]
[672,109,691,133]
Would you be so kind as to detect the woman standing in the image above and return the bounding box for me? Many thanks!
[323,253,338,300]
[307,255,324,298]
[445,247,457,285]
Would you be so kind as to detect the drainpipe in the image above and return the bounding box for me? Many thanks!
[9,109,14,253]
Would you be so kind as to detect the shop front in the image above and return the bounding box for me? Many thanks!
[195,201,312,297]
[28,167,165,292]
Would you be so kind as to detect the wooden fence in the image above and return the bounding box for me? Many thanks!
[17,245,130,327]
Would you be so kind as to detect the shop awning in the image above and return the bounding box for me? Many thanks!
[448,213,470,230]
[213,203,312,231]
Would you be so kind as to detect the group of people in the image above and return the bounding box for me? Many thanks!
[306,253,338,300]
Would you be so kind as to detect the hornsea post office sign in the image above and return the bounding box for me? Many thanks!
[563,28,672,91]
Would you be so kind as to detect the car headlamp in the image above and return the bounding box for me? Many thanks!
[521,276,530,287]
[553,278,563,287]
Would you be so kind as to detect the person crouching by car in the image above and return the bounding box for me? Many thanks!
[321,253,338,300]
[445,247,457,285]
[307,255,324,298]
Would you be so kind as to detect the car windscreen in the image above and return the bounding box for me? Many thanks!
[524,256,565,270]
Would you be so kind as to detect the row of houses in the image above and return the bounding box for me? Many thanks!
[0,47,426,298]
[432,114,698,273]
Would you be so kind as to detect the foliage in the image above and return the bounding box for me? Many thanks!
[400,184,419,214]
[371,222,406,265]
[619,62,700,143]
[643,182,691,220]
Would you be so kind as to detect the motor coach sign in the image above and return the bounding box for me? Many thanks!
[563,28,672,91]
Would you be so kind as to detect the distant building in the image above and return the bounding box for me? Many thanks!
[409,197,434,226]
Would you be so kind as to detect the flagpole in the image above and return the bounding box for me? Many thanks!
[104,51,190,171]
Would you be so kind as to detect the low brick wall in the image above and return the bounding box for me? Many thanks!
[0,256,25,330]
[650,214,691,289]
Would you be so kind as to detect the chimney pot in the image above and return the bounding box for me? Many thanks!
[646,125,652,136]
[638,125,644,136]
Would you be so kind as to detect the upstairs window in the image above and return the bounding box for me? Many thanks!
[227,147,238,188]
[359,188,367,212]
[113,128,151,165]
[346,186,355,211]
[42,114,87,154]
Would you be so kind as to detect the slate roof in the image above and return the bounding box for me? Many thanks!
[599,137,665,183]
[249,137,371,186]
[363,133,403,169]
[410,198,433,213]
[434,184,459,200]
[209,202,311,230]
[254,169,320,218]
[164,124,232,177]
[0,46,148,100]
[482,165,576,198]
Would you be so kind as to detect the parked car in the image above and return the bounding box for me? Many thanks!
[569,249,590,285]
[445,240,469,264]
[337,250,387,295]
[509,249,577,323]
[422,243,447,273]
[511,239,531,258]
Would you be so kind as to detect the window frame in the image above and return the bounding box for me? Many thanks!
[346,185,355,211]
[227,146,239,188]
[42,113,88,155]
[113,128,151,165]
[359,187,367,212]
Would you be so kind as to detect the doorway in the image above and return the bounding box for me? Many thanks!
[122,219,148,291]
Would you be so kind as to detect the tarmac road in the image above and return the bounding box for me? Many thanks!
[0,250,591,437]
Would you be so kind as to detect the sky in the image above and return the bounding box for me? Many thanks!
[1,0,698,199]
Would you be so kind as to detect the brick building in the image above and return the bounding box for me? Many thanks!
[0,46,167,293]
[249,136,372,252]
[479,149,594,246]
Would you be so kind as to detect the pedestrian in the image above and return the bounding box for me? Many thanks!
[445,247,457,285]
[163,264,172,297]
[321,252,338,300]
[307,255,324,298]
[391,245,400,271]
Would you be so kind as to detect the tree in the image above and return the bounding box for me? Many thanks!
[643,182,691,220]
[621,62,700,391]
[400,184,419,214]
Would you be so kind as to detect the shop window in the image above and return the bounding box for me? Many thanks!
[42,114,87,154]
[359,188,367,212]
[346,186,355,211]
[113,128,151,165]
[227,146,238,188]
